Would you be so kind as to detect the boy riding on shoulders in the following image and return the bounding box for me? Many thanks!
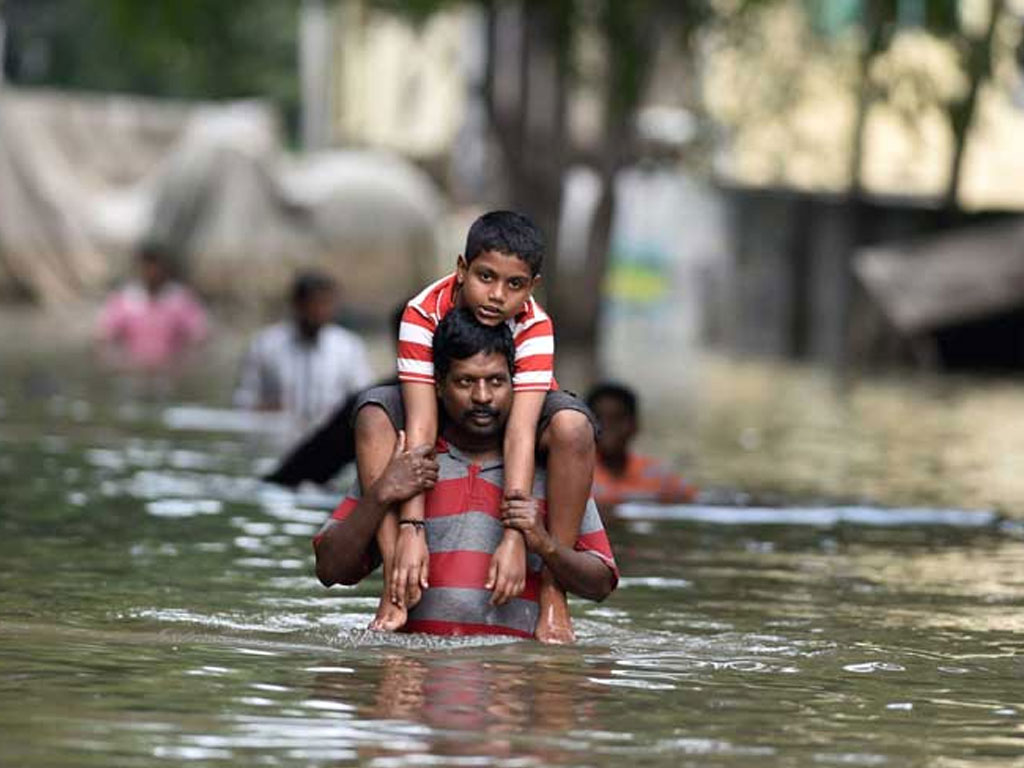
[355,211,597,643]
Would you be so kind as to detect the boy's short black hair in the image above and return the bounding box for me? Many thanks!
[291,270,336,305]
[433,307,516,384]
[586,382,639,420]
[464,210,545,277]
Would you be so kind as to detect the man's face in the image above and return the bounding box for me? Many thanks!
[294,289,337,334]
[592,395,636,460]
[437,351,513,439]
[139,257,169,293]
[455,250,538,326]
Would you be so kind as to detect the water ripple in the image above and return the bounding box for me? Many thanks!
[146,499,223,518]
[842,662,906,674]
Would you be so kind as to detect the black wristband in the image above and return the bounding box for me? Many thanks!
[398,519,425,530]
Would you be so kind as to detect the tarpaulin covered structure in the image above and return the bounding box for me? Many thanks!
[0,87,445,315]
[854,219,1024,370]
[854,221,1024,335]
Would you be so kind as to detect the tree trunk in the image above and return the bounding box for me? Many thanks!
[838,0,886,378]
[0,11,7,89]
[298,0,334,150]
[546,2,660,364]
[849,0,888,194]
[944,0,1005,210]
[513,1,565,268]
[481,0,569,316]
[480,0,659,379]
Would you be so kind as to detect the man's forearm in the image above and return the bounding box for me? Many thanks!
[499,495,615,602]
[539,544,615,602]
[315,492,390,586]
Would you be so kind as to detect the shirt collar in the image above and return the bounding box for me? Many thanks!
[436,436,504,471]
[290,322,322,348]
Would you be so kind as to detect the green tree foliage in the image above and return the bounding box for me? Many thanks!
[3,0,300,133]
[808,0,1006,205]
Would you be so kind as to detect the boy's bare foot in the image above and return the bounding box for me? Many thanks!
[535,573,575,644]
[368,596,408,631]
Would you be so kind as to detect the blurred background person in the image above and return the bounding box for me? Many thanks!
[263,301,406,488]
[233,270,373,438]
[96,243,208,373]
[587,382,697,511]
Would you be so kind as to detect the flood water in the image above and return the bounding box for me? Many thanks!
[2,317,1024,766]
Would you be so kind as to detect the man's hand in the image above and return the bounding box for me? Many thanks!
[486,527,527,606]
[501,492,555,558]
[390,523,429,608]
[371,430,439,507]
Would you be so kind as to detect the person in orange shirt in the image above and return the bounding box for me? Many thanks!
[586,382,698,511]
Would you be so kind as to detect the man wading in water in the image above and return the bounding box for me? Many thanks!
[313,308,618,638]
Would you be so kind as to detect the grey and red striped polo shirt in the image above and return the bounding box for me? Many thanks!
[317,439,618,638]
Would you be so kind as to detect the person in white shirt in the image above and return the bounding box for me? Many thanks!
[234,271,374,434]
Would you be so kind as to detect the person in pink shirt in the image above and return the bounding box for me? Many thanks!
[97,245,208,372]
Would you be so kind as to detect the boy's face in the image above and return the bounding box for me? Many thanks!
[455,250,538,326]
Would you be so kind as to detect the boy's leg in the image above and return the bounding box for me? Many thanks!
[536,397,597,643]
[352,391,408,631]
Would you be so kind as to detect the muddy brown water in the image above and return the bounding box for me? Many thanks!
[2,318,1023,766]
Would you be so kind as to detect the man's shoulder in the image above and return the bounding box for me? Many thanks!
[255,320,291,336]
[321,323,368,349]
[247,322,292,356]
[109,282,147,307]
[161,281,200,302]
[629,452,674,478]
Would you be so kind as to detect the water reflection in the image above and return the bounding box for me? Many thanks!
[311,654,599,764]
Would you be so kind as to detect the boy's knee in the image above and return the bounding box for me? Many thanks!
[548,409,595,456]
[354,404,396,442]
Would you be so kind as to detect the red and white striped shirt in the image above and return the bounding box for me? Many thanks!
[314,439,618,638]
[397,273,557,392]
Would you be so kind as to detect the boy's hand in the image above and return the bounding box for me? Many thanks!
[372,430,438,507]
[501,492,555,558]
[390,523,429,608]
[486,528,526,606]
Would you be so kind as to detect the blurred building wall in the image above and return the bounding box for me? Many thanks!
[313,1,1024,369]
[330,1,469,160]
[723,186,1022,368]
[704,0,1024,211]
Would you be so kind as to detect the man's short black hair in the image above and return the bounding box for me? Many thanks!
[433,307,516,383]
[586,382,639,420]
[137,241,172,267]
[292,270,336,305]
[464,210,545,277]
